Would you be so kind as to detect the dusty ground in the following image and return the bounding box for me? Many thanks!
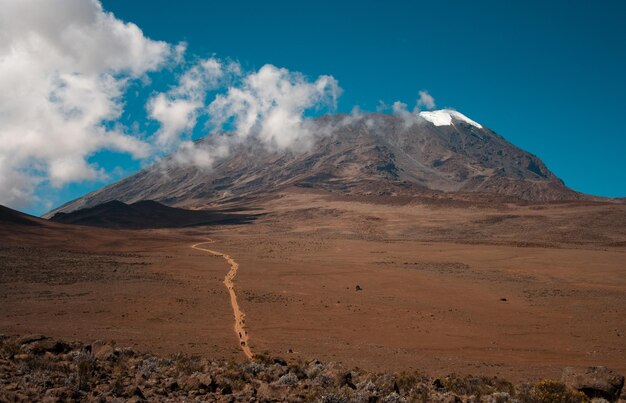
[1,189,625,384]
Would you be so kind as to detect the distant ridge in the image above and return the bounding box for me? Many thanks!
[49,200,259,229]
[0,204,45,227]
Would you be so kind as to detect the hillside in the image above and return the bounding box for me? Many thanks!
[46,111,584,216]
[49,200,259,229]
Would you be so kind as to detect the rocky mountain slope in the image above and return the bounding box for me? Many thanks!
[47,111,584,216]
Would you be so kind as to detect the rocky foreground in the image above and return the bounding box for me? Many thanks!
[0,335,623,402]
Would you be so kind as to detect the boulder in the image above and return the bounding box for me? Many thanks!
[91,341,115,360]
[165,378,179,392]
[44,387,71,399]
[562,366,624,401]
[184,373,215,393]
[339,372,356,389]
[124,385,146,400]
[26,339,70,355]
[17,334,47,345]
[433,378,445,391]
[273,356,288,366]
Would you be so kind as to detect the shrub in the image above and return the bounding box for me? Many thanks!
[383,392,408,403]
[321,393,349,403]
[139,356,160,378]
[394,371,421,394]
[74,350,95,391]
[487,391,511,403]
[517,380,588,403]
[252,351,275,366]
[172,353,202,375]
[18,354,54,373]
[443,374,515,398]
[0,339,21,359]
[315,373,335,388]
[242,361,265,376]
[276,372,299,386]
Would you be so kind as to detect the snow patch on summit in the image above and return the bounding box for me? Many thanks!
[419,110,483,129]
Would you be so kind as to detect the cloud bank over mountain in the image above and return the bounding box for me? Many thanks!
[0,0,429,210]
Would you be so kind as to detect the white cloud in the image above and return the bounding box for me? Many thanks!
[144,60,343,174]
[147,58,225,149]
[391,101,419,128]
[392,101,409,114]
[417,90,436,110]
[207,64,341,152]
[0,0,342,211]
[386,90,438,127]
[0,0,449,213]
[0,0,172,209]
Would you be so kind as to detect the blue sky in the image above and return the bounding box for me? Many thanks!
[6,0,626,215]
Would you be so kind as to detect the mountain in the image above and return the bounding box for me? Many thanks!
[48,200,259,229]
[0,204,45,227]
[0,204,71,243]
[46,111,584,216]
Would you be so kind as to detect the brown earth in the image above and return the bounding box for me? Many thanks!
[1,189,625,384]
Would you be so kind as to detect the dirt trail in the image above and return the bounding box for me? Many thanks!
[192,240,253,359]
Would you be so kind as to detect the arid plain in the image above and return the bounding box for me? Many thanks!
[1,188,625,383]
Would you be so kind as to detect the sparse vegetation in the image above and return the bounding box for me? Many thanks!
[442,374,515,398]
[518,380,589,402]
[73,350,95,391]
[1,335,620,402]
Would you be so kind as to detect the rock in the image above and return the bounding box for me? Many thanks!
[486,392,511,402]
[17,334,47,345]
[562,366,625,401]
[183,375,200,391]
[94,383,112,395]
[242,383,257,398]
[91,341,115,360]
[340,372,356,389]
[289,364,307,380]
[258,382,293,400]
[26,339,70,355]
[442,393,463,403]
[124,385,145,400]
[116,346,136,357]
[356,285,363,291]
[221,383,233,395]
[273,356,288,366]
[165,378,179,392]
[433,378,445,391]
[184,373,215,393]
[44,387,71,399]
[71,390,87,400]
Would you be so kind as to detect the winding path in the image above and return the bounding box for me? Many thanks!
[191,240,253,359]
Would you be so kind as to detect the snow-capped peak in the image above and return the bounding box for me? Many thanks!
[419,109,483,129]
